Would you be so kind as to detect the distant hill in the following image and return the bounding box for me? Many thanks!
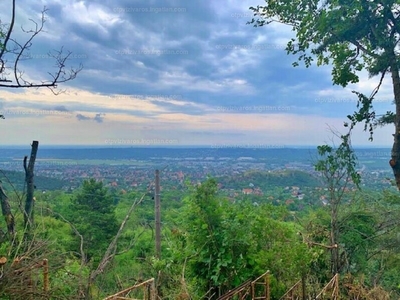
[218,169,321,190]
[0,170,66,193]
[0,147,319,161]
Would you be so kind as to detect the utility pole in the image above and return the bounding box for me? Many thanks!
[155,169,161,258]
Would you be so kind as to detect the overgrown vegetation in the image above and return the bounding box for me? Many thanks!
[0,148,399,299]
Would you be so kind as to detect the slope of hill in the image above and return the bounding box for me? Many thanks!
[218,169,321,190]
[0,170,66,192]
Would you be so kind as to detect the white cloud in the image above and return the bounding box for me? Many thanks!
[0,0,395,147]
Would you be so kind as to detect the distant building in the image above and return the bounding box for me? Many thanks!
[285,199,294,205]
[177,171,184,181]
[253,187,263,196]
[320,196,328,206]
[242,188,253,195]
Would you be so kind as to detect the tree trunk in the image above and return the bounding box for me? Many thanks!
[331,209,339,275]
[0,181,15,238]
[330,191,339,276]
[389,55,400,190]
[24,141,38,229]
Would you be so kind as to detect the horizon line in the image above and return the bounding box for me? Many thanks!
[0,144,392,149]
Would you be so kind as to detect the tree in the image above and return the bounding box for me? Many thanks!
[249,1,400,190]
[181,178,229,298]
[179,178,310,299]
[0,0,81,94]
[68,179,118,264]
[314,135,360,275]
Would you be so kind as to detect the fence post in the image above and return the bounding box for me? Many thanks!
[43,259,49,293]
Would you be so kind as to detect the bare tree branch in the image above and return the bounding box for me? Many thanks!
[0,0,16,75]
[0,2,82,93]
[44,208,86,267]
[89,191,149,283]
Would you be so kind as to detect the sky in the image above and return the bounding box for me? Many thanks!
[0,0,396,147]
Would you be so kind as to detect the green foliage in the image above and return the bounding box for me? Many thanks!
[314,136,362,276]
[0,170,66,192]
[52,258,91,298]
[181,179,230,293]
[68,179,119,264]
[220,169,321,189]
[1,171,400,298]
[340,210,377,273]
[373,111,395,128]
[175,178,311,298]
[315,137,361,189]
[35,215,75,252]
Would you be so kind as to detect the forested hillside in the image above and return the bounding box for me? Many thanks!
[219,169,321,189]
[0,170,67,191]
[0,150,399,299]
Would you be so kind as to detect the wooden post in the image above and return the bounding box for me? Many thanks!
[155,170,161,259]
[150,278,156,300]
[43,259,49,293]
[24,140,39,229]
[335,273,339,300]
[301,272,306,300]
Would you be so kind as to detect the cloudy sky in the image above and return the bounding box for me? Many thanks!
[0,0,396,147]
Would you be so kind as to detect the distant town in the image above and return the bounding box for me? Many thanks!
[0,147,394,207]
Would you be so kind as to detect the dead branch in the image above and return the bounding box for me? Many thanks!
[89,191,149,283]
[24,141,38,230]
[0,180,15,238]
[44,207,86,267]
[0,169,25,205]
[103,278,155,300]
[0,2,82,93]
[308,242,338,249]
[0,0,16,75]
